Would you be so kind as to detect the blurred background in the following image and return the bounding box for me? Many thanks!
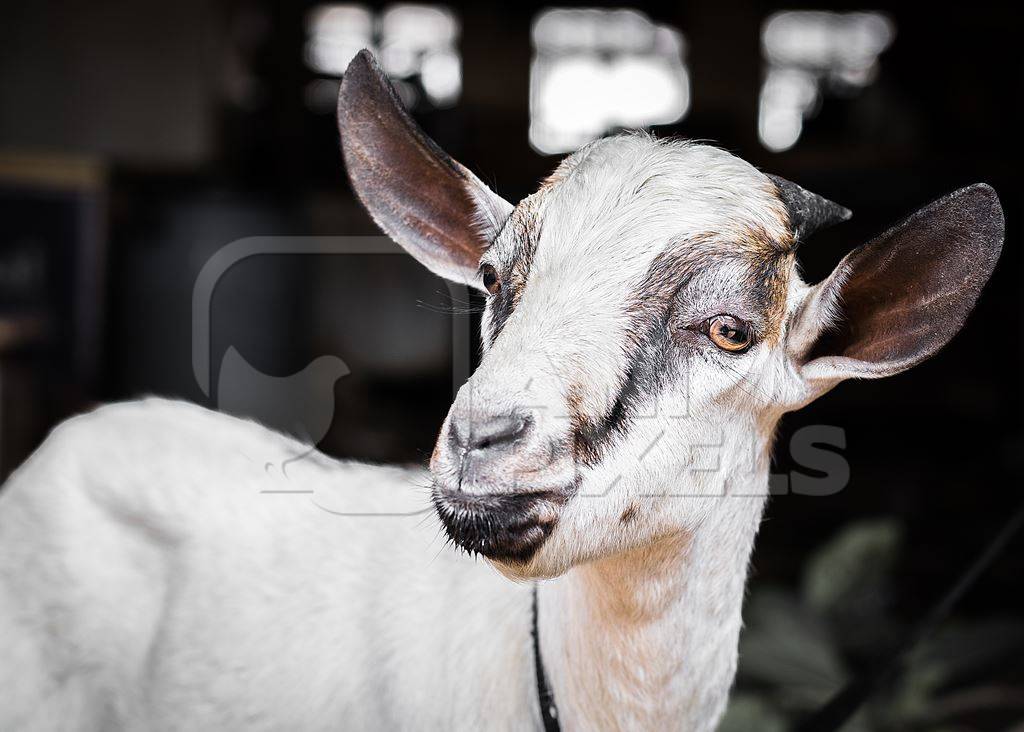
[1,2,1021,729]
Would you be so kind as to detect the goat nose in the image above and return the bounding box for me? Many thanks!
[452,413,530,454]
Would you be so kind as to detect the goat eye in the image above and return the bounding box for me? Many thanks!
[704,315,753,353]
[481,264,501,295]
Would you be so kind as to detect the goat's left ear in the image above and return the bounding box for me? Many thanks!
[337,50,513,289]
[788,183,1004,401]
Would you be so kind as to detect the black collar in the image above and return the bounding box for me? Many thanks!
[532,585,561,731]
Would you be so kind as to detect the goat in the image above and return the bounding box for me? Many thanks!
[0,50,1005,731]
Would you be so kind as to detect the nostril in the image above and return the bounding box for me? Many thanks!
[464,413,530,454]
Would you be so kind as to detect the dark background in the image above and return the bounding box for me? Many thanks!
[1,2,1021,728]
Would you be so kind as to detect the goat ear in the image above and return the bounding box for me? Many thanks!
[789,184,1004,399]
[337,50,513,289]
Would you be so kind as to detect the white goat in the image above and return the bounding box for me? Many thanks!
[0,51,1005,731]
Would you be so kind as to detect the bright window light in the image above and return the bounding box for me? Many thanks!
[305,5,374,76]
[529,8,690,155]
[758,11,895,152]
[304,3,461,111]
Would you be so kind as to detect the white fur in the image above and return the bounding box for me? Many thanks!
[0,400,537,730]
[1,137,872,731]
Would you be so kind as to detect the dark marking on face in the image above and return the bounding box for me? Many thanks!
[487,282,516,345]
[431,486,566,563]
[746,249,795,345]
[485,199,543,345]
[565,237,794,468]
[620,503,639,524]
[565,246,709,466]
[570,314,675,467]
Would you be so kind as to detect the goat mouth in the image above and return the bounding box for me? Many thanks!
[431,488,567,563]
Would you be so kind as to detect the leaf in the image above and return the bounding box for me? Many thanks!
[738,587,848,710]
[802,518,903,617]
[719,693,789,732]
[917,618,1024,687]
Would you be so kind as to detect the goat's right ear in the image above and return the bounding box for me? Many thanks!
[337,50,513,289]
[788,183,1004,403]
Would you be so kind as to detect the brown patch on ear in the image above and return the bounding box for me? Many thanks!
[620,503,639,524]
[337,51,510,284]
[804,184,1003,373]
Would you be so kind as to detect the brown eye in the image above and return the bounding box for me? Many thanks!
[481,264,501,295]
[704,315,753,353]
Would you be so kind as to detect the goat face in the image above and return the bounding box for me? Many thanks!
[338,51,1004,577]
[428,137,803,570]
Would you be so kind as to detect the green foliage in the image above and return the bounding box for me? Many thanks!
[719,693,788,732]
[802,519,901,615]
[725,519,1024,731]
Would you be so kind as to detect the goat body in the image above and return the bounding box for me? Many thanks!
[0,400,539,730]
[1,398,758,730]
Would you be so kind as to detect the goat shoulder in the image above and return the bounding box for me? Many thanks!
[0,399,535,730]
